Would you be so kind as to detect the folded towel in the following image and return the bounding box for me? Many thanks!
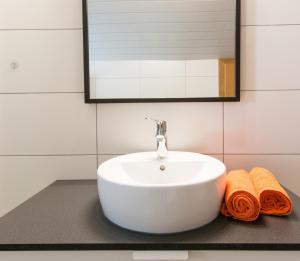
[250,167,293,216]
[220,170,260,221]
[220,202,233,217]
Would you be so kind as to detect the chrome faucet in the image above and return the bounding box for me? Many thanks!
[145,117,168,159]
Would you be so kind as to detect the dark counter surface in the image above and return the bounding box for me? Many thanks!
[0,180,299,251]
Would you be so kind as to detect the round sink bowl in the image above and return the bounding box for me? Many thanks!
[97,151,226,234]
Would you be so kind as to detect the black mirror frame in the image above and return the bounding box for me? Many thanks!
[82,0,241,103]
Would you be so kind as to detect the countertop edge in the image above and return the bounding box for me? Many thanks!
[1,243,300,251]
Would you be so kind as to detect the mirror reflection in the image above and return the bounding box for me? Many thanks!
[86,0,238,101]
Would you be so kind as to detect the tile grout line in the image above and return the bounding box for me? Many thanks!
[96,104,99,169]
[241,89,300,92]
[222,102,225,163]
[0,154,98,157]
[96,153,225,156]
[242,24,300,27]
[0,92,84,95]
[184,60,187,97]
[2,90,300,96]
[138,60,142,98]
[1,153,299,157]
[93,76,217,80]
[1,24,297,31]
[223,153,300,156]
[0,28,83,31]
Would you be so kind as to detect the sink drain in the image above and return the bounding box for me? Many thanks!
[160,165,166,171]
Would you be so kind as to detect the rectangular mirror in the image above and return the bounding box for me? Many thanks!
[83,0,240,103]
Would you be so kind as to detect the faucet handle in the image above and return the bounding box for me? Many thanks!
[145,117,167,136]
[145,117,163,124]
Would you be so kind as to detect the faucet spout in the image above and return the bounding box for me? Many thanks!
[156,135,168,159]
[145,117,168,160]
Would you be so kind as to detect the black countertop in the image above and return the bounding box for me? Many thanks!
[0,180,300,251]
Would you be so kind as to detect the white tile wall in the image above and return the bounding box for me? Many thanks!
[0,93,96,155]
[0,30,84,93]
[92,59,219,99]
[97,103,223,155]
[1,0,300,217]
[224,155,300,198]
[140,78,186,98]
[96,78,140,99]
[241,26,300,91]
[98,155,120,165]
[0,155,96,217]
[241,0,300,25]
[186,77,219,98]
[140,61,186,78]
[224,91,300,154]
[0,0,82,29]
[94,61,140,78]
[186,60,219,77]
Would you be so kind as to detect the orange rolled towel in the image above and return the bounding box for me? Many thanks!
[220,170,260,221]
[250,167,293,216]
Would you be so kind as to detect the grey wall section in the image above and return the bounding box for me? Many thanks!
[88,0,235,60]
[0,251,300,261]
[1,0,300,220]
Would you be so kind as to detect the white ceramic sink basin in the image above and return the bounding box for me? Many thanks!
[97,151,226,234]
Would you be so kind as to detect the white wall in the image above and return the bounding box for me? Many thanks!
[91,59,219,99]
[1,0,300,217]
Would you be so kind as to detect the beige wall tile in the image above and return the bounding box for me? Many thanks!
[242,0,300,25]
[0,30,84,93]
[98,103,223,154]
[186,77,219,98]
[0,93,96,155]
[0,0,82,29]
[140,78,186,98]
[186,60,218,77]
[224,91,300,154]
[0,155,97,217]
[241,26,300,91]
[141,60,186,77]
[96,78,140,99]
[224,154,300,196]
